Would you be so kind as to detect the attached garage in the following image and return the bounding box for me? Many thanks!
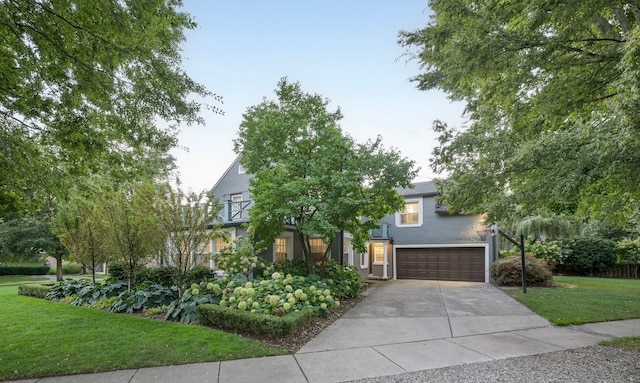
[395,246,487,282]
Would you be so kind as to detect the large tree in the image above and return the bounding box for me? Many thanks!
[235,79,417,274]
[0,213,67,280]
[399,1,640,225]
[0,0,220,214]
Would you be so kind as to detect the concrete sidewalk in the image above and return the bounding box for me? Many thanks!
[11,280,640,383]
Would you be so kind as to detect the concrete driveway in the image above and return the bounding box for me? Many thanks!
[293,280,608,383]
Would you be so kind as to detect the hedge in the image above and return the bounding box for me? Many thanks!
[0,266,50,276]
[196,303,315,338]
[18,284,54,298]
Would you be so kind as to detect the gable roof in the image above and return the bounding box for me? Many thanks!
[209,155,243,194]
[396,181,439,198]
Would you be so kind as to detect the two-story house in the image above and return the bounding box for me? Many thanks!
[209,156,497,282]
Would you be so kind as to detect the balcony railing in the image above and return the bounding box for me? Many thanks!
[227,200,251,222]
[369,223,391,239]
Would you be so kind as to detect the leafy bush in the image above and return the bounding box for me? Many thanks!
[558,237,616,275]
[62,263,83,274]
[45,279,128,305]
[616,238,640,278]
[45,279,94,301]
[212,232,272,279]
[272,259,308,276]
[322,261,362,298]
[0,265,50,275]
[18,284,53,298]
[490,255,553,286]
[110,264,218,290]
[197,303,314,338]
[110,284,176,314]
[164,287,220,323]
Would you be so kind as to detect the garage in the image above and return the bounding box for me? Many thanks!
[395,246,486,282]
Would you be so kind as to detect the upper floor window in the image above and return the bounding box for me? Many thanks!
[395,198,423,227]
[230,194,244,221]
[238,164,246,174]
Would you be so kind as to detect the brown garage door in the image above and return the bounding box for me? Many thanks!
[396,247,485,282]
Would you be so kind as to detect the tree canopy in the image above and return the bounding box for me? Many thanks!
[0,0,219,214]
[234,78,417,274]
[400,1,640,225]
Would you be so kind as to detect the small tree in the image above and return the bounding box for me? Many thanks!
[99,181,166,290]
[235,79,417,275]
[157,182,224,294]
[51,191,108,284]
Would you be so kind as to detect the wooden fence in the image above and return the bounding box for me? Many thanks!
[593,264,639,279]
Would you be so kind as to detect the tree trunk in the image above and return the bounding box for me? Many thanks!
[56,255,63,282]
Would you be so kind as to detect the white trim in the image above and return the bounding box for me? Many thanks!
[392,243,490,283]
[395,198,423,227]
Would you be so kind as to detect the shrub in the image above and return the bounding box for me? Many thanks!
[18,284,53,298]
[45,279,127,304]
[197,303,314,338]
[616,238,640,278]
[0,265,50,275]
[322,261,362,298]
[212,232,272,279]
[164,289,220,323]
[110,284,176,314]
[490,255,553,286]
[558,237,616,275]
[62,263,83,274]
[272,259,308,276]
[45,279,94,301]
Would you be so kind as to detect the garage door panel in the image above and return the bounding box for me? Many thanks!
[396,247,485,282]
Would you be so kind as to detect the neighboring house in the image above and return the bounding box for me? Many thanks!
[210,156,498,282]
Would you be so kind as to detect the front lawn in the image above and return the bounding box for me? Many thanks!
[0,275,50,284]
[505,276,640,325]
[0,285,285,381]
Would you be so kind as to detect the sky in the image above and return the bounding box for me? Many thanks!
[170,1,466,193]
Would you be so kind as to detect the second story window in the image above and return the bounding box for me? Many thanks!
[396,198,423,227]
[230,194,243,220]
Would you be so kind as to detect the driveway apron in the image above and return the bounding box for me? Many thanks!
[294,280,606,382]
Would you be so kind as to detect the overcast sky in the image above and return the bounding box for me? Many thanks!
[170,1,466,193]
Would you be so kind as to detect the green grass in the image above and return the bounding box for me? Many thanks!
[0,285,286,381]
[602,337,640,352]
[505,276,640,326]
[0,275,50,284]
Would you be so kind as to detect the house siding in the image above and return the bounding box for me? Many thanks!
[380,196,486,245]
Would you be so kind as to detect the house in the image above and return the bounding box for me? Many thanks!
[209,156,497,282]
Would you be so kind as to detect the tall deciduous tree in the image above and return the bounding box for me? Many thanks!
[235,79,417,274]
[0,213,67,280]
[0,0,220,214]
[399,1,640,225]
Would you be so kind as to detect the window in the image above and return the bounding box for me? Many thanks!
[309,238,328,263]
[360,251,369,269]
[214,236,229,253]
[238,164,246,174]
[343,237,353,266]
[395,198,423,227]
[275,237,287,262]
[230,194,243,220]
[373,243,385,264]
[273,232,293,261]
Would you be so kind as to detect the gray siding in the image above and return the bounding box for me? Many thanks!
[210,156,252,223]
[380,195,486,245]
